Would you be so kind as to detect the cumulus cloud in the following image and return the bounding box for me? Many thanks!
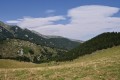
[6,5,120,40]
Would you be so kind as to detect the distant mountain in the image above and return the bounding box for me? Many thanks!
[32,30,84,43]
[0,21,81,50]
[69,38,84,43]
[31,30,63,39]
[59,32,120,61]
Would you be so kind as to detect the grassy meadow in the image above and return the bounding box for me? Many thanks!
[0,46,120,80]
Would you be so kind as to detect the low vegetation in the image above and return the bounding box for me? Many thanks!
[0,39,67,63]
[0,45,120,80]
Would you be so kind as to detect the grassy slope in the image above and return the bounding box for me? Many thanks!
[0,46,120,80]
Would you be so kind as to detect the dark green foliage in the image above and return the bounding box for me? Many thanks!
[16,56,30,62]
[0,55,2,59]
[0,26,14,40]
[60,32,120,61]
[47,38,80,50]
[22,47,34,54]
[29,49,34,55]
[33,49,66,63]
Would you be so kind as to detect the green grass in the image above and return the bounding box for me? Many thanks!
[0,46,120,80]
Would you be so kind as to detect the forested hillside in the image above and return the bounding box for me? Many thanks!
[60,32,120,61]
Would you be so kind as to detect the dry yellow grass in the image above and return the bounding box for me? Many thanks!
[0,46,120,80]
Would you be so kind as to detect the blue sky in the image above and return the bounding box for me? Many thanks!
[0,0,120,21]
[0,0,120,40]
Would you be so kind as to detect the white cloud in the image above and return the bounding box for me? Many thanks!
[6,20,20,24]
[7,16,65,29]
[65,5,120,39]
[6,5,120,40]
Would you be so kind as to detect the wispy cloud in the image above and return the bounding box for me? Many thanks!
[7,16,65,29]
[45,10,55,14]
[6,5,120,40]
[6,20,20,24]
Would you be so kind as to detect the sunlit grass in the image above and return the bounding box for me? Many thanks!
[0,46,120,80]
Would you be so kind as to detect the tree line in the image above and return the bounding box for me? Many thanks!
[58,32,120,61]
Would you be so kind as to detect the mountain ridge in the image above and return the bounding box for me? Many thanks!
[0,21,81,50]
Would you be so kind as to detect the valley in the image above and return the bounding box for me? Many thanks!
[1,1,120,80]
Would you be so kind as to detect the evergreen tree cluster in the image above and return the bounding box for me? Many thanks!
[59,32,120,61]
